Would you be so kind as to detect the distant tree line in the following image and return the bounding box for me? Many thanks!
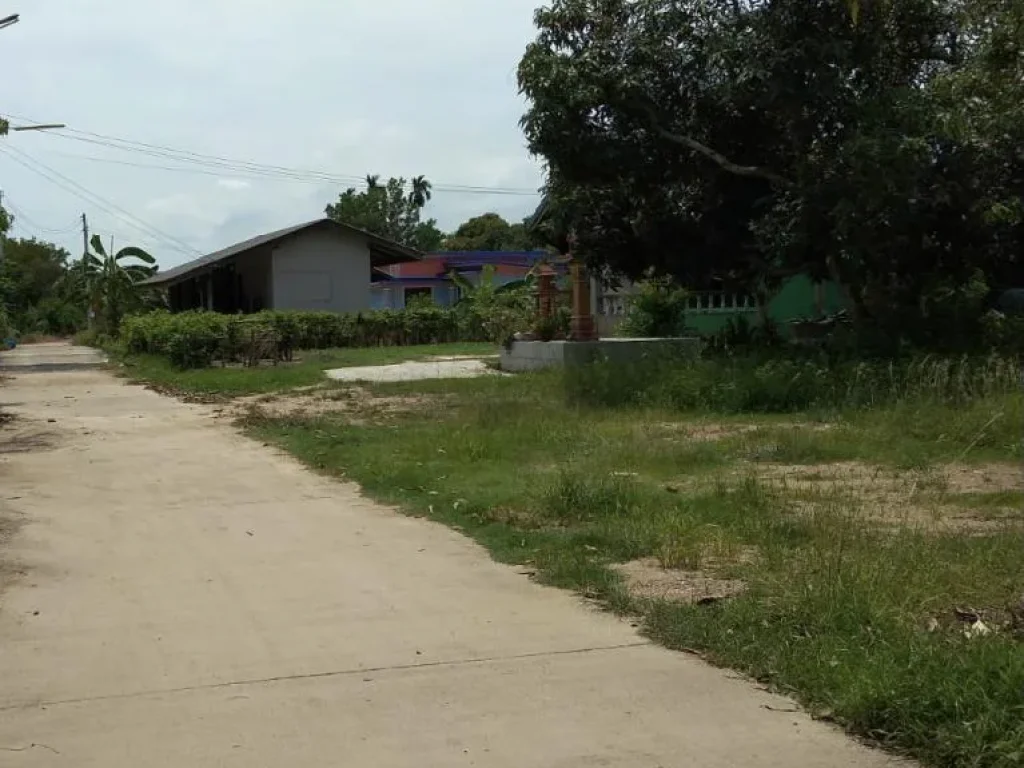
[324,175,542,253]
[0,212,155,339]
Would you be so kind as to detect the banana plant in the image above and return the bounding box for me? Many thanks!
[447,263,542,303]
[82,234,157,332]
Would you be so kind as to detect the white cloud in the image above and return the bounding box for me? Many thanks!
[0,0,544,268]
[216,179,251,191]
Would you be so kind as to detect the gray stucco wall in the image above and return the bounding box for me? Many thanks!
[271,228,372,312]
[234,248,273,312]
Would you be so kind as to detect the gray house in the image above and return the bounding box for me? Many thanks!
[142,218,419,313]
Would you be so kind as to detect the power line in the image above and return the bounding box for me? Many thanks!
[38,149,319,183]
[7,215,40,240]
[0,145,199,256]
[0,111,541,196]
[36,146,545,198]
[48,133,541,195]
[48,132,358,186]
[0,145,202,256]
[0,196,80,234]
[54,129,541,194]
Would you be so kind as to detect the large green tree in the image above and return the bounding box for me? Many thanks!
[325,175,445,252]
[442,213,538,251]
[0,232,82,335]
[518,0,1024,339]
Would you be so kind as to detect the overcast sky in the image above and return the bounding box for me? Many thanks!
[1,1,546,269]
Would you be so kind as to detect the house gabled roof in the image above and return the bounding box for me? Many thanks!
[141,218,420,287]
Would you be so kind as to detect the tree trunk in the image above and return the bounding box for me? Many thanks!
[825,254,862,324]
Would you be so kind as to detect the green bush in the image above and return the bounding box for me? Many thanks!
[981,309,1024,356]
[619,280,689,337]
[0,304,12,341]
[72,328,101,347]
[118,307,493,369]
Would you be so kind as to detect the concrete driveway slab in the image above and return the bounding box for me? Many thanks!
[325,358,496,382]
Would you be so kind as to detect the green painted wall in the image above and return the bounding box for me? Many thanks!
[683,275,844,337]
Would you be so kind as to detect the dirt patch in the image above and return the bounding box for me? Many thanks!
[943,464,1024,494]
[612,558,747,604]
[485,506,545,529]
[0,417,60,455]
[755,460,1024,533]
[651,421,834,443]
[137,381,228,405]
[231,385,451,423]
[681,424,761,441]
[927,602,1024,642]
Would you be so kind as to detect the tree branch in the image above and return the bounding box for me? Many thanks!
[631,100,793,186]
[655,126,791,185]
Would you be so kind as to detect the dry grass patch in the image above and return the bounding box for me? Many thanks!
[232,385,452,423]
[943,463,1024,494]
[644,419,835,444]
[485,506,546,529]
[612,558,746,604]
[755,460,1023,533]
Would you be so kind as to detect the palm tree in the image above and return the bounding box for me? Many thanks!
[409,176,432,208]
[83,235,156,332]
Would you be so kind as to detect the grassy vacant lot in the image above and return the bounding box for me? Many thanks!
[114,342,497,397]
[125,345,1024,767]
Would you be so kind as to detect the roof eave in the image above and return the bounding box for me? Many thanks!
[140,273,191,288]
[141,218,422,286]
[368,240,421,266]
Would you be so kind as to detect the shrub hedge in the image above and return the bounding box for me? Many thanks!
[121,307,487,369]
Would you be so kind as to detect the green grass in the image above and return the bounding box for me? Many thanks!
[125,352,1024,767]
[113,342,496,397]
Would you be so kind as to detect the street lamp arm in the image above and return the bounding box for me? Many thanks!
[11,124,67,132]
[0,13,19,30]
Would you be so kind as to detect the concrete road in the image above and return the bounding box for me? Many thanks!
[0,341,106,372]
[0,347,903,767]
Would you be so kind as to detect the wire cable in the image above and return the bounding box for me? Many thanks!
[1,111,541,196]
[37,146,543,198]
[1,144,202,255]
[6,216,40,241]
[0,146,202,256]
[0,197,80,234]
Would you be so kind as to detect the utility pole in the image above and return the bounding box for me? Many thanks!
[81,212,93,327]
[81,212,90,282]
[81,212,89,258]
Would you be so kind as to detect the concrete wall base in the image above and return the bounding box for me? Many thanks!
[499,338,702,373]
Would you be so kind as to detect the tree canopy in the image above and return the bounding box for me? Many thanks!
[441,213,538,251]
[518,0,1024,336]
[325,175,445,252]
[0,231,82,336]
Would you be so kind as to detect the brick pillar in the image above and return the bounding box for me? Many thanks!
[537,269,556,318]
[569,259,598,341]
